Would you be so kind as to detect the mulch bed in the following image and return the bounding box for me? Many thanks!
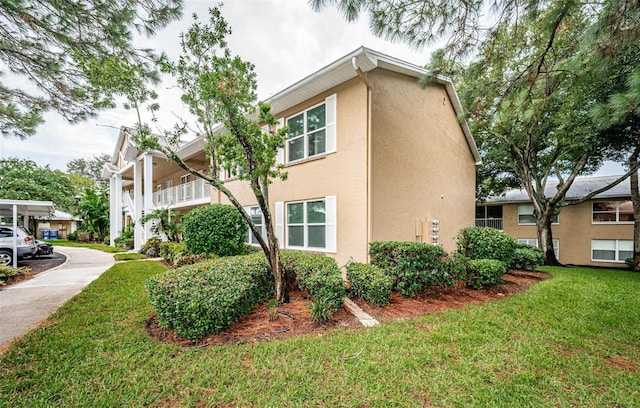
[146,270,551,347]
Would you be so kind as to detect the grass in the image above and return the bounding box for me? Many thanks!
[113,252,148,261]
[1,264,639,407]
[45,239,123,253]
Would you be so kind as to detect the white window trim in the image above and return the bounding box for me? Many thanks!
[592,201,634,225]
[518,238,559,258]
[517,204,559,225]
[244,206,266,246]
[591,239,633,263]
[280,196,336,253]
[285,94,336,164]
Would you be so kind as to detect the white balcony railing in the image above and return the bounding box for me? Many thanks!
[153,178,211,207]
[475,218,503,230]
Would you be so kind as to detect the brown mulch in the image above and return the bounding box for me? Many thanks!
[146,270,551,347]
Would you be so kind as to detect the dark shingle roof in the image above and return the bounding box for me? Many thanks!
[485,175,634,203]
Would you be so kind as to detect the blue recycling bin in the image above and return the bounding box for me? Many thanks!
[41,229,50,239]
[49,230,59,239]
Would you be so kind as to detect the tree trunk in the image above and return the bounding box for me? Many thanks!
[630,151,640,271]
[537,209,561,266]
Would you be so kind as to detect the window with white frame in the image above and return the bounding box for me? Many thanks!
[245,206,266,245]
[517,238,560,258]
[592,201,634,223]
[517,204,558,224]
[286,199,326,248]
[592,239,633,262]
[180,174,192,200]
[285,94,336,163]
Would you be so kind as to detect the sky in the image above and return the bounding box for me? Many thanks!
[0,0,626,175]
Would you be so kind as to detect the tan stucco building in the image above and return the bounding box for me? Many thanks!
[104,47,481,265]
[476,175,635,268]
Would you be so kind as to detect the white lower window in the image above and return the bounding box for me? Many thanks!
[518,238,559,258]
[287,199,326,249]
[244,206,266,245]
[592,239,633,262]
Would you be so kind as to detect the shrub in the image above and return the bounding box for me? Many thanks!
[113,228,134,249]
[159,242,188,266]
[182,204,247,257]
[280,250,345,312]
[444,252,470,281]
[625,257,634,270]
[174,253,214,268]
[146,254,273,340]
[510,244,544,270]
[346,262,393,306]
[309,298,333,322]
[140,238,162,257]
[0,265,30,286]
[466,259,506,289]
[456,227,517,266]
[369,241,452,297]
[67,231,78,241]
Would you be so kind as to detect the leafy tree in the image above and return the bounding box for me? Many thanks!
[130,8,290,302]
[0,0,183,139]
[76,188,110,242]
[140,208,183,242]
[66,154,111,188]
[0,157,76,210]
[314,0,640,265]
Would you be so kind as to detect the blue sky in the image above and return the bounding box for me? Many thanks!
[0,0,627,176]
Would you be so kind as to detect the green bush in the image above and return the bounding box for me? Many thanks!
[369,241,452,297]
[159,242,188,266]
[140,238,162,257]
[309,298,333,322]
[182,204,247,257]
[174,253,214,268]
[0,265,30,286]
[456,227,517,266]
[346,262,393,306]
[466,259,506,289]
[510,245,544,270]
[114,228,134,250]
[444,252,470,281]
[146,254,273,340]
[280,250,345,312]
[625,257,634,270]
[67,231,78,241]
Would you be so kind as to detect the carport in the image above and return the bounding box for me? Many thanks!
[0,199,55,267]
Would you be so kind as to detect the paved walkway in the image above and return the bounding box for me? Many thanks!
[0,246,115,349]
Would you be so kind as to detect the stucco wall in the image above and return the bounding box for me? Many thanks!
[501,201,633,267]
[221,78,370,266]
[369,69,477,253]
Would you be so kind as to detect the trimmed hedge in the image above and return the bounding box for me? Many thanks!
[346,262,393,306]
[159,242,188,266]
[280,250,345,312]
[369,241,452,297]
[456,227,517,266]
[466,259,506,289]
[140,238,162,257]
[182,204,247,257]
[146,254,273,340]
[510,245,544,270]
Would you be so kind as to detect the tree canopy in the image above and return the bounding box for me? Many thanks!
[66,154,111,189]
[0,0,183,139]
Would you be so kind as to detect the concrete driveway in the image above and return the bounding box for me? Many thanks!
[0,246,115,349]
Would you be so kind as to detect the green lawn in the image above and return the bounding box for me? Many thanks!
[113,252,148,261]
[1,263,638,407]
[45,239,124,253]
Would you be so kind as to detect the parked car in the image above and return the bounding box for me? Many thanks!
[0,226,37,266]
[33,240,53,257]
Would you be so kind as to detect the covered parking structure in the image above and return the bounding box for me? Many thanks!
[0,200,55,267]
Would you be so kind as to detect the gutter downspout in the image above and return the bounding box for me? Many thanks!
[352,57,373,261]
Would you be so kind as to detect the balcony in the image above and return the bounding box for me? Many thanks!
[154,178,211,208]
[475,218,503,230]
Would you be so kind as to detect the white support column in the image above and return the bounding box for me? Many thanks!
[109,175,117,246]
[115,173,123,243]
[143,154,154,244]
[133,158,143,251]
[12,204,17,267]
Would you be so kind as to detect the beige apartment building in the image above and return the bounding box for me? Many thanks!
[104,47,481,265]
[476,175,635,268]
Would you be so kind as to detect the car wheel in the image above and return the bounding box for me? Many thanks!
[0,250,13,266]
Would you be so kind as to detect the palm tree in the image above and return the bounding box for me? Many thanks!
[76,188,110,241]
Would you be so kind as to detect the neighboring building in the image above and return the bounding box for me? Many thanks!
[35,210,82,240]
[104,47,481,265]
[476,175,635,268]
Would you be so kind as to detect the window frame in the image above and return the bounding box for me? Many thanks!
[591,239,633,263]
[517,238,560,258]
[244,206,266,246]
[517,204,559,225]
[592,200,634,224]
[286,101,327,163]
[285,198,327,250]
